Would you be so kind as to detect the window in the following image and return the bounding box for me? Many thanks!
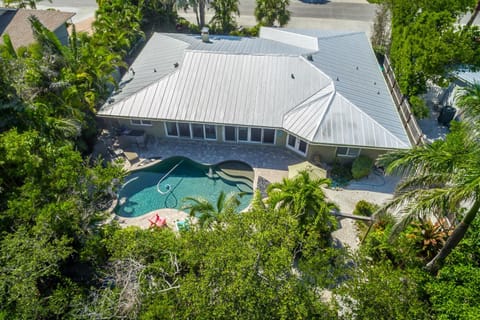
[250,128,262,142]
[225,126,236,141]
[178,123,191,138]
[165,122,217,140]
[165,122,178,136]
[191,124,204,139]
[336,147,360,157]
[131,119,152,126]
[205,125,216,140]
[263,129,275,144]
[238,127,248,141]
[288,135,296,148]
[286,134,308,155]
[299,140,307,153]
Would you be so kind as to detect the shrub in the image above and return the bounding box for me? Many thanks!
[330,161,352,185]
[353,200,379,217]
[351,155,374,179]
[409,95,429,119]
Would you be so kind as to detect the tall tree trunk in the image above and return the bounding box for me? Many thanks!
[199,0,206,28]
[426,199,480,274]
[466,1,480,27]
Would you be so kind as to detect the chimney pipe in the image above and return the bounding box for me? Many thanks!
[201,27,210,43]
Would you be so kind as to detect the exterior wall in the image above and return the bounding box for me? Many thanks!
[307,144,396,165]
[54,24,70,46]
[116,118,166,137]
[358,148,391,163]
[306,144,336,163]
[99,117,397,165]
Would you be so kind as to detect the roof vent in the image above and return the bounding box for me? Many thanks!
[307,55,313,61]
[291,73,295,79]
[174,62,179,68]
[336,76,339,81]
[201,27,210,43]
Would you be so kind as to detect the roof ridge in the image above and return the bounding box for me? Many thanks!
[183,49,302,57]
[316,32,365,40]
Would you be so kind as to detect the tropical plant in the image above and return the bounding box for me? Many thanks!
[388,1,480,96]
[406,218,453,261]
[181,191,244,228]
[2,0,46,9]
[267,170,338,244]
[254,0,290,27]
[377,108,480,273]
[177,0,210,28]
[353,200,379,217]
[351,155,374,179]
[209,0,240,34]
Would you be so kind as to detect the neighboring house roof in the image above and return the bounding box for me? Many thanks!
[99,28,411,150]
[0,8,74,49]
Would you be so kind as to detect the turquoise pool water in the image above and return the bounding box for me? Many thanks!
[116,157,254,217]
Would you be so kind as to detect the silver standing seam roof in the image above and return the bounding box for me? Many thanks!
[99,27,411,150]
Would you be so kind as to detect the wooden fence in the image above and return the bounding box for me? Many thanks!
[382,55,425,146]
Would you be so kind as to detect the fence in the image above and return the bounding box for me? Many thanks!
[382,55,425,146]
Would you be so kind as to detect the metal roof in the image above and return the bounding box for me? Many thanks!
[167,33,313,55]
[99,28,411,149]
[110,33,190,104]
[101,51,330,127]
[309,31,410,146]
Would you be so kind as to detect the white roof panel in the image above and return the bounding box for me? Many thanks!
[98,28,413,150]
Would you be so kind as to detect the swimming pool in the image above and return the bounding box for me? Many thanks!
[116,157,254,217]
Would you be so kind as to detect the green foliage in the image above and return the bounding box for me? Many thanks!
[409,95,430,119]
[330,161,353,185]
[267,171,338,246]
[353,200,379,217]
[338,260,433,320]
[424,217,480,319]
[351,155,374,179]
[406,219,453,261]
[2,0,42,9]
[181,191,244,228]
[254,0,290,27]
[389,1,480,95]
[209,0,240,34]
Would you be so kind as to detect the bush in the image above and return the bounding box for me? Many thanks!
[351,155,374,179]
[330,161,352,186]
[353,200,379,217]
[409,95,429,119]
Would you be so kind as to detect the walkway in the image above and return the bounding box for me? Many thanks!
[122,137,306,185]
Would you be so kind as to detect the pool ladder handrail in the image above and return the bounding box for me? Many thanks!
[156,160,184,195]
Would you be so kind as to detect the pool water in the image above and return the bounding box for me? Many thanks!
[116,157,254,217]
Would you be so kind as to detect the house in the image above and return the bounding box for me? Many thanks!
[98,27,412,163]
[0,8,74,50]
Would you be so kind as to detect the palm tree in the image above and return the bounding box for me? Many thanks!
[267,170,338,239]
[377,85,480,273]
[466,0,480,27]
[182,191,244,228]
[209,0,240,34]
[177,0,210,28]
[254,0,290,27]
